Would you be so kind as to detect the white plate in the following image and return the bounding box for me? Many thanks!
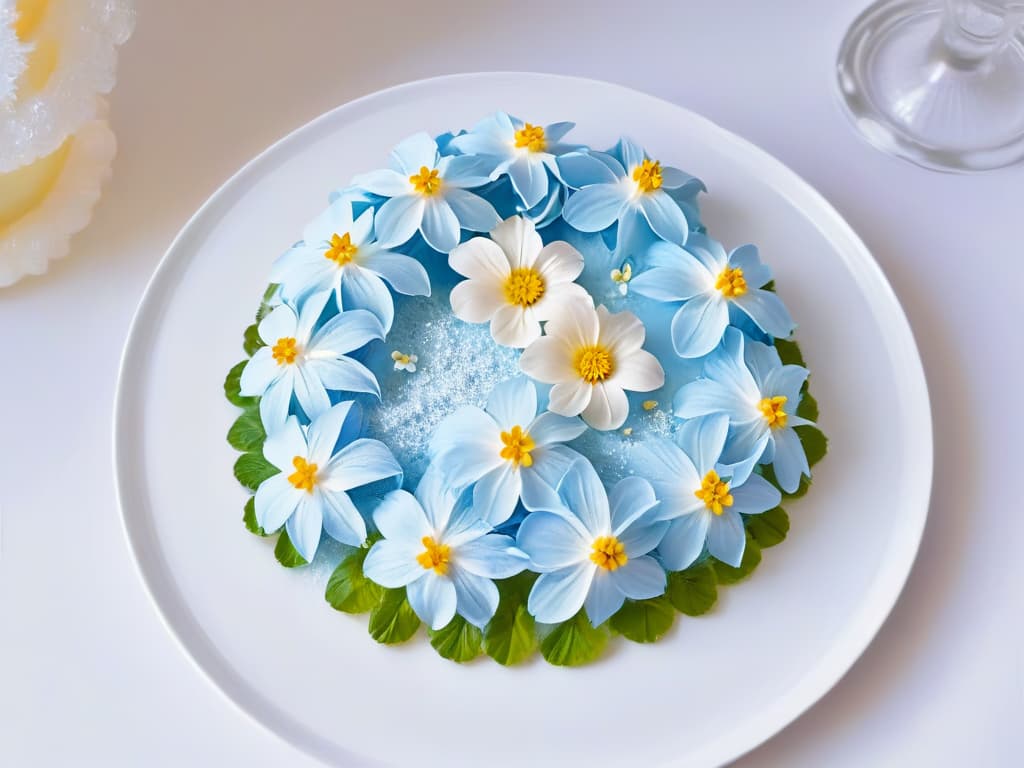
[114,73,931,768]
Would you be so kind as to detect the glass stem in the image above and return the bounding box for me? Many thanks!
[940,0,1021,70]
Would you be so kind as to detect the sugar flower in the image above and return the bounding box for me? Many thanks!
[351,132,500,253]
[239,290,385,429]
[559,138,695,252]
[610,262,632,295]
[517,458,668,626]
[633,414,781,569]
[449,215,590,348]
[391,350,417,372]
[630,234,794,358]
[429,376,588,525]
[448,112,578,209]
[674,328,813,492]
[363,467,530,629]
[254,402,403,561]
[269,200,430,333]
[518,301,664,430]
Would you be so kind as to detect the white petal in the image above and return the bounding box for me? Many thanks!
[490,304,541,348]
[548,380,593,418]
[450,278,504,323]
[489,215,543,269]
[533,239,584,285]
[597,305,646,355]
[448,236,511,282]
[612,348,664,393]
[542,298,599,347]
[581,382,629,430]
[518,335,575,384]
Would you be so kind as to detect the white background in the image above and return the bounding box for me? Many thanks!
[1,1,1021,766]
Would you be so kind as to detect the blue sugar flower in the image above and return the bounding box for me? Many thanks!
[269,200,430,333]
[559,138,697,254]
[254,402,403,561]
[363,467,530,629]
[633,414,781,569]
[351,132,500,254]
[516,458,669,626]
[674,328,814,493]
[630,233,794,358]
[448,112,579,209]
[239,290,384,429]
[429,376,588,525]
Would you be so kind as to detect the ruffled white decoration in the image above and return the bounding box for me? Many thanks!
[0,0,134,172]
[0,0,31,107]
[0,114,115,286]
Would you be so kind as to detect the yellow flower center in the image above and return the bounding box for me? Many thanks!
[513,122,547,152]
[610,263,632,284]
[392,351,412,365]
[715,266,748,298]
[573,345,614,384]
[409,165,442,196]
[590,535,628,571]
[499,425,535,467]
[759,395,788,429]
[632,158,663,194]
[287,456,318,493]
[416,536,451,575]
[503,267,546,307]
[694,470,733,515]
[272,337,299,365]
[324,232,358,265]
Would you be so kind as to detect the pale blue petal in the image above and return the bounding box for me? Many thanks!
[359,251,430,296]
[444,187,501,232]
[556,458,610,534]
[609,476,659,533]
[528,563,595,624]
[584,570,625,627]
[706,509,746,567]
[519,444,583,512]
[270,246,335,300]
[732,289,795,338]
[295,290,331,342]
[704,328,763,401]
[302,199,356,245]
[305,401,354,466]
[258,372,295,431]
[257,303,297,346]
[415,464,459,531]
[286,493,324,562]
[389,132,438,175]
[630,256,710,302]
[363,539,424,588]
[543,121,575,144]
[660,166,696,190]
[616,137,645,170]
[439,499,492,548]
[638,191,688,244]
[632,438,698,487]
[609,554,666,599]
[617,519,670,558]
[448,116,512,157]
[506,155,549,208]
[676,413,730,476]
[406,573,458,631]
[309,307,385,354]
[305,356,380,398]
[763,365,810,404]
[487,376,538,429]
[440,154,494,188]
[429,406,502,482]
[743,337,782,390]
[671,294,730,358]
[730,473,781,515]
[527,411,587,446]
[728,244,771,287]
[450,566,500,628]
[319,438,401,492]
[516,511,588,570]
[373,490,430,544]
[239,347,281,397]
[686,233,729,273]
[254,473,301,534]
[339,267,394,333]
[292,365,331,421]
[771,427,810,493]
[350,168,410,198]
[556,152,619,188]
[472,463,522,526]
[456,534,529,578]
[374,194,423,249]
[432,446,503,490]
[319,489,367,546]
[720,425,771,487]
[657,512,710,570]
[262,415,307,471]
[420,198,460,253]
[561,183,627,232]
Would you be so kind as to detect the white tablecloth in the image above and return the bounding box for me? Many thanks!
[2,1,1020,765]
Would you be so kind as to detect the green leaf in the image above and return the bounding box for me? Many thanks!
[762,279,776,292]
[610,596,675,643]
[666,563,718,616]
[274,530,308,568]
[243,496,268,536]
[255,284,279,322]
[368,587,421,644]
[233,451,278,492]
[224,361,257,408]
[796,425,828,468]
[227,408,266,452]
[797,389,819,421]
[325,547,383,614]
[539,610,609,667]
[745,507,789,548]
[428,615,483,662]
[774,338,805,367]
[243,323,264,357]
[483,573,538,666]
[712,536,762,584]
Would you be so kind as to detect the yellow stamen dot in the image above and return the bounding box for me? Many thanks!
[499,424,535,467]
[272,337,299,365]
[642,399,658,411]
[694,470,734,515]
[513,122,547,152]
[715,266,748,298]
[416,536,451,575]
[759,395,788,429]
[611,263,632,284]
[622,427,634,436]
[573,345,614,384]
[392,351,412,365]
[632,158,663,193]
[287,456,318,493]
[503,267,546,307]
[409,165,442,195]
[590,535,628,571]
[324,232,358,265]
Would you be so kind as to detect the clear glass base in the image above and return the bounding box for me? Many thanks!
[838,0,1024,172]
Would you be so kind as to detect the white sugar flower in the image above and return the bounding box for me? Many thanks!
[391,350,418,372]
[519,302,665,431]
[448,215,590,348]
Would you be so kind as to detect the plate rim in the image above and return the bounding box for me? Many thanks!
[113,71,933,768]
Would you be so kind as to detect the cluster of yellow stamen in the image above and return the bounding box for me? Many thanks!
[271,336,299,365]
[409,165,442,195]
[715,266,748,298]
[573,345,614,384]
[642,399,658,411]
[503,267,546,307]
[590,535,628,571]
[287,456,318,493]
[513,123,547,152]
[632,158,663,193]
[694,470,733,515]
[611,263,632,286]
[324,232,358,265]
[499,425,535,467]
[416,536,451,575]
[758,395,788,429]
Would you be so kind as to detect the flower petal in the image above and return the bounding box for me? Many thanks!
[519,335,575,384]
[373,490,431,544]
[638,191,688,243]
[556,457,610,534]
[305,401,355,466]
[676,412,730,476]
[519,444,584,512]
[350,168,410,197]
[455,534,530,578]
[728,244,771,288]
[309,307,385,354]
[450,278,504,323]
[406,572,458,631]
[257,303,298,346]
[542,297,599,346]
[617,518,669,558]
[359,250,430,297]
[632,437,700,490]
[770,427,810,493]
[670,294,729,358]
[584,570,625,626]
[239,347,281,397]
[471,463,522,526]
[490,304,541,348]
[319,488,367,546]
[444,187,501,232]
[430,405,500,461]
[556,152,620,188]
[506,155,549,209]
[609,554,666,599]
[450,566,500,628]
[609,476,659,533]
[533,239,584,286]
[528,563,595,624]
[763,364,810,404]
[706,509,746,567]
[449,235,510,282]
[254,473,301,533]
[262,416,308,471]
[611,348,664,393]
[630,262,710,303]
[730,473,782,515]
[490,215,544,269]
[374,194,424,249]
[292,366,332,422]
[732,289,795,338]
[674,379,751,420]
[516,511,589,570]
[548,379,593,418]
[320,438,402,492]
[439,154,494,188]
[527,411,587,446]
[561,182,627,232]
[286,493,324,562]
[389,132,438,175]
[597,305,645,354]
[657,513,710,570]
[363,539,425,588]
[486,375,537,429]
[420,198,461,253]
[305,356,380,398]
[581,381,629,430]
[302,199,356,245]
[258,372,295,431]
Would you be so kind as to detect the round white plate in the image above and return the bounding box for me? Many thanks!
[114,73,932,768]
